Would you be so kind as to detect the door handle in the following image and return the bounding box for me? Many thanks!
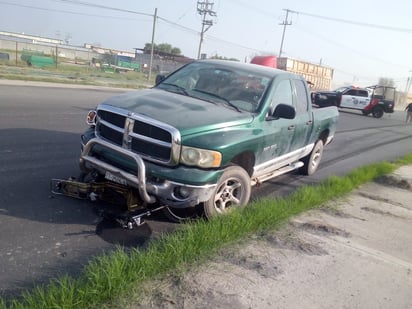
[306,120,313,125]
[288,125,295,130]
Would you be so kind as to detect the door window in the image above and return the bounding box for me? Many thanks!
[357,90,369,97]
[346,89,357,96]
[293,79,309,114]
[272,79,293,107]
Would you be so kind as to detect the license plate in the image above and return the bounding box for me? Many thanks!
[105,171,127,186]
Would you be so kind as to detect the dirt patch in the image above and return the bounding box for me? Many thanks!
[361,206,406,219]
[375,175,412,190]
[357,191,393,203]
[320,204,365,220]
[291,219,351,238]
[217,247,284,278]
[262,230,328,256]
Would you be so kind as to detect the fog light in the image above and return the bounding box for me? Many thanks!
[174,186,191,199]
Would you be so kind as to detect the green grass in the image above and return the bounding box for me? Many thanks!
[0,62,155,88]
[1,156,411,309]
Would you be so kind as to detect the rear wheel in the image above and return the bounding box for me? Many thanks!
[299,140,324,176]
[203,166,251,219]
[372,106,384,118]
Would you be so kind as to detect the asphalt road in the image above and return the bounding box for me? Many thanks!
[1,81,412,298]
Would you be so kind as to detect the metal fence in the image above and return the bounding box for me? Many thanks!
[0,37,188,74]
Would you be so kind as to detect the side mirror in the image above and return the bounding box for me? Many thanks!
[272,103,296,119]
[155,74,166,85]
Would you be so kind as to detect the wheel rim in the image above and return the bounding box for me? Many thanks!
[373,108,383,118]
[310,145,323,171]
[214,177,243,214]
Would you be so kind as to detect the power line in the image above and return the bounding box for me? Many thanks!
[0,1,140,20]
[288,9,412,33]
[205,34,266,54]
[54,0,152,17]
[294,24,407,69]
[157,17,199,36]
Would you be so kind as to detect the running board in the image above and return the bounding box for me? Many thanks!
[251,161,304,186]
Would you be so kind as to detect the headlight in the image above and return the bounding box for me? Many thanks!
[180,146,222,168]
[86,110,97,126]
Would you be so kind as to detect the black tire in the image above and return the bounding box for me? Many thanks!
[162,205,203,223]
[372,106,384,118]
[203,166,251,219]
[299,140,324,176]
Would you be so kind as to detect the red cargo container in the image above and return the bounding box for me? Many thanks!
[250,55,277,68]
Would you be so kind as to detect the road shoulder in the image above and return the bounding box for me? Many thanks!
[133,166,412,309]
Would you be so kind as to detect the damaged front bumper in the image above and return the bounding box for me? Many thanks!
[79,138,219,209]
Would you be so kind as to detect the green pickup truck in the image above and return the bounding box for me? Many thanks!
[78,60,339,222]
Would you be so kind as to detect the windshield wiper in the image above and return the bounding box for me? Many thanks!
[159,83,189,96]
[192,88,242,112]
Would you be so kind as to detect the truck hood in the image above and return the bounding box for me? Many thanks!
[99,89,254,135]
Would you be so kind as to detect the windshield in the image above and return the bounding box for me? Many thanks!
[155,61,272,113]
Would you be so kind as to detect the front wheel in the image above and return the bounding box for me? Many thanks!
[203,166,251,219]
[299,140,324,176]
[372,106,384,118]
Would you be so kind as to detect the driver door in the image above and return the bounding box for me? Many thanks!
[254,78,296,175]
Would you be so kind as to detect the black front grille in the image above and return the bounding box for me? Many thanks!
[131,139,171,159]
[133,120,172,143]
[99,110,125,128]
[96,108,178,165]
[98,123,123,146]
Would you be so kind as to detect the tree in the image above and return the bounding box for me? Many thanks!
[171,47,181,55]
[143,42,182,55]
[157,43,172,54]
[144,43,156,54]
[210,54,239,62]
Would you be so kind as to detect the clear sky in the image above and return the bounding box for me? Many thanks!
[1,0,412,90]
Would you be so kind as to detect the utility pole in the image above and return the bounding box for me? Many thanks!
[197,0,217,59]
[278,9,292,58]
[148,8,157,81]
[404,72,412,106]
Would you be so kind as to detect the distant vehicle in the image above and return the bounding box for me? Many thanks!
[312,85,396,118]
